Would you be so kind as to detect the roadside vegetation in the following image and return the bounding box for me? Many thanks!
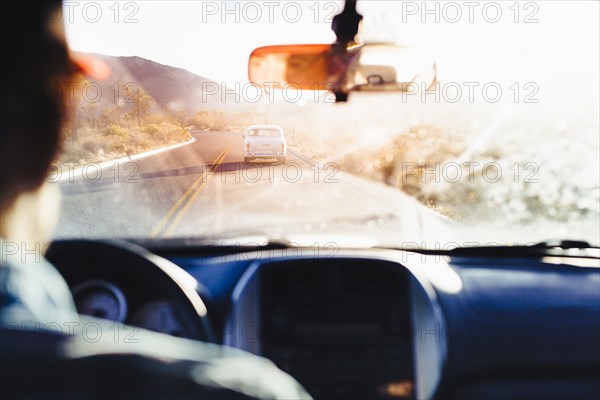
[271,107,598,241]
[61,82,192,164]
[60,78,261,165]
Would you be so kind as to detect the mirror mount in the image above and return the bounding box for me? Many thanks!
[330,0,363,102]
[331,0,362,44]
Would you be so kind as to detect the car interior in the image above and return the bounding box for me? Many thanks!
[1,1,599,399]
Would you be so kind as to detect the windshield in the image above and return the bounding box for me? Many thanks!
[248,129,282,137]
[54,0,599,248]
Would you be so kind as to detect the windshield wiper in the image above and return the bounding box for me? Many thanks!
[412,240,599,258]
[531,240,597,249]
[131,235,291,257]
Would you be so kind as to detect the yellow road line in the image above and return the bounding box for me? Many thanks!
[162,141,232,238]
[148,141,232,238]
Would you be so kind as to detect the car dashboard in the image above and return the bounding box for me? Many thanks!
[46,240,600,400]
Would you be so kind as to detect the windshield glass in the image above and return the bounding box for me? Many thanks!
[54,0,599,248]
[248,129,282,137]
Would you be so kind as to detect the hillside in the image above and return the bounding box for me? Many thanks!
[75,53,231,113]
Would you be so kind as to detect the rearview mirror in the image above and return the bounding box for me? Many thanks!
[248,43,436,96]
[248,44,332,91]
[347,44,436,92]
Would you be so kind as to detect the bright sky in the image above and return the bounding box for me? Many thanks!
[64,0,599,93]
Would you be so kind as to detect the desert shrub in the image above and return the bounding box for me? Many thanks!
[103,124,128,138]
[81,139,102,154]
[158,122,191,142]
[143,123,161,136]
[109,143,127,154]
[190,111,230,131]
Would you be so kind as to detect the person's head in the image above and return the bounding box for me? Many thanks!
[0,1,74,245]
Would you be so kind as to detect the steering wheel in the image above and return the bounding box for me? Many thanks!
[45,239,213,342]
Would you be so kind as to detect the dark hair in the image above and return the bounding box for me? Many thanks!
[1,0,74,213]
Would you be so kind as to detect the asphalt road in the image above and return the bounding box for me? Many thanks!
[55,131,428,241]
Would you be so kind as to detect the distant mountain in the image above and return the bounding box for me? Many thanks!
[76,53,252,113]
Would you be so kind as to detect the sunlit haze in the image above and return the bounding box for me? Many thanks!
[64,0,599,92]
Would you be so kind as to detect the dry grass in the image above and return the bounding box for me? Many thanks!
[59,121,191,165]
